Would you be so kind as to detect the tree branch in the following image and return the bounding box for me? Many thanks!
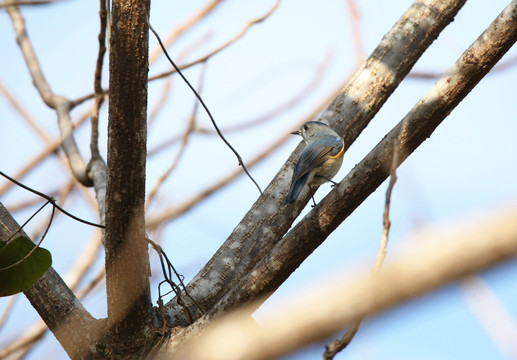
[207,0,517,319]
[0,203,102,359]
[104,0,153,351]
[5,0,92,186]
[173,205,517,360]
[163,0,468,326]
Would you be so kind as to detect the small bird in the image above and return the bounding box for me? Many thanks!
[284,121,344,206]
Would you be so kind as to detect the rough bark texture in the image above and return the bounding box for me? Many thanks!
[0,204,102,359]
[211,0,517,315]
[105,0,153,354]
[158,1,517,354]
[163,0,467,326]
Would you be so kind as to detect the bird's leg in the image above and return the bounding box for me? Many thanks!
[309,185,317,208]
[319,175,339,188]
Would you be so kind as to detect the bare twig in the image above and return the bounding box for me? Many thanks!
[0,0,64,7]
[6,0,92,186]
[0,296,18,332]
[148,32,212,130]
[148,0,280,82]
[322,321,360,360]
[374,140,399,272]
[147,237,205,323]
[0,170,104,229]
[149,24,263,195]
[26,177,74,240]
[148,78,172,127]
[345,0,364,64]
[0,79,53,143]
[323,140,400,359]
[146,64,206,209]
[90,0,108,160]
[72,0,278,107]
[146,83,343,229]
[461,276,517,359]
[0,108,91,197]
[148,0,223,64]
[147,50,332,157]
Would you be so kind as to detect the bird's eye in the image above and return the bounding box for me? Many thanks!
[303,124,309,131]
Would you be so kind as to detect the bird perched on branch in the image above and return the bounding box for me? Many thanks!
[284,121,344,206]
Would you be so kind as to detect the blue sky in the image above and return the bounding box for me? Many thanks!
[1,0,517,359]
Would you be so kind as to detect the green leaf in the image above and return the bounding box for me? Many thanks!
[0,236,52,297]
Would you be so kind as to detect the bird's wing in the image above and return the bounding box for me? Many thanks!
[292,135,342,180]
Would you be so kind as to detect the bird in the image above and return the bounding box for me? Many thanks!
[284,121,344,206]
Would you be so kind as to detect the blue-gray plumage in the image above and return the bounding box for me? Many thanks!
[284,121,344,205]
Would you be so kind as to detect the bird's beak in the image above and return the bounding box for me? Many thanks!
[291,130,300,136]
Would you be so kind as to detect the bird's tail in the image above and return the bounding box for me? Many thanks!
[284,174,308,204]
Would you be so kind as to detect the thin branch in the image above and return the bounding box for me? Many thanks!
[146,83,343,229]
[147,237,205,323]
[373,141,399,272]
[0,79,53,144]
[72,0,279,108]
[90,0,108,160]
[0,108,91,197]
[148,0,223,64]
[323,321,361,360]
[0,170,104,229]
[323,140,400,359]
[345,0,364,64]
[0,295,18,332]
[149,24,263,195]
[0,0,64,7]
[6,0,92,186]
[460,276,517,359]
[146,64,206,209]
[147,52,333,159]
[148,0,280,82]
[146,130,283,228]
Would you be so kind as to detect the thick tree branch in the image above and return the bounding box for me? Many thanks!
[163,0,467,325]
[104,0,153,351]
[0,204,102,359]
[207,0,517,317]
[174,205,517,360]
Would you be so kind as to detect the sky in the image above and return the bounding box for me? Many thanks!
[1,0,517,359]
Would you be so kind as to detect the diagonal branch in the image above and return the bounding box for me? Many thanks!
[148,0,223,64]
[208,0,517,319]
[148,0,280,82]
[163,0,468,326]
[176,205,517,360]
[0,203,102,359]
[6,0,92,186]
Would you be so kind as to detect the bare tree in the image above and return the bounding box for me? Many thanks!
[1,0,517,359]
